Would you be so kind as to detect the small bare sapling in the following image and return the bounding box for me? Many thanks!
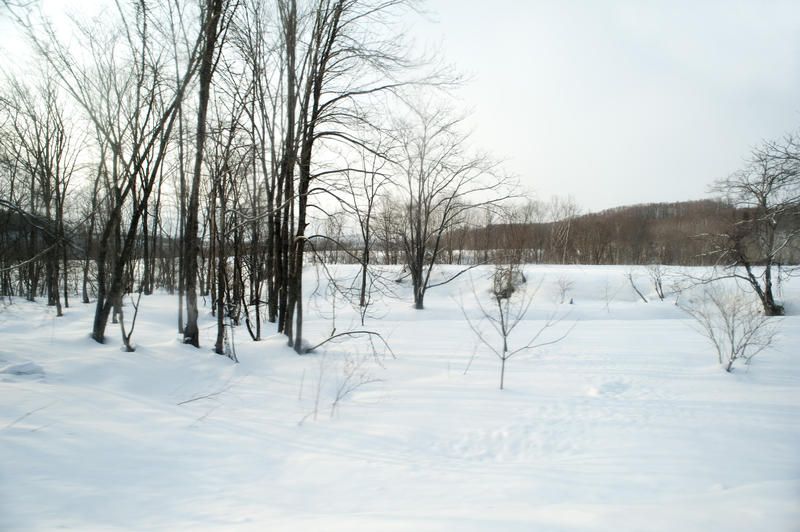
[462,264,574,390]
[626,271,649,304]
[556,275,574,304]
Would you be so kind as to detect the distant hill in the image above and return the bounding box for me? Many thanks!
[447,199,781,266]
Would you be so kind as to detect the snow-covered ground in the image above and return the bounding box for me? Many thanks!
[1,265,799,531]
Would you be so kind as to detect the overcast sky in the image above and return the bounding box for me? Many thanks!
[3,1,798,213]
[407,0,800,212]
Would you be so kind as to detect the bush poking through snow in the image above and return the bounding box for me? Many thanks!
[647,264,668,301]
[680,283,777,372]
[492,265,526,300]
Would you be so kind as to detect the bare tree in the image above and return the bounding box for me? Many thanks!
[461,264,573,390]
[681,282,777,372]
[184,0,232,347]
[708,133,800,316]
[332,130,393,310]
[646,264,668,301]
[393,102,513,309]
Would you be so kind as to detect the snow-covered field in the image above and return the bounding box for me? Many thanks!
[1,265,799,531]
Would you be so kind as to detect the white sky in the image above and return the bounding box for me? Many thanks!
[408,0,800,212]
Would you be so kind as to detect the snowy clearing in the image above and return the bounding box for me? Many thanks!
[1,265,799,531]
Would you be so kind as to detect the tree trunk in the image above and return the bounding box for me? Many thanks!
[183,0,224,347]
[760,265,783,316]
[359,244,369,307]
[214,200,226,355]
[276,0,297,339]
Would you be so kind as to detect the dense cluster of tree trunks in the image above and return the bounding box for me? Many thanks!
[0,0,457,353]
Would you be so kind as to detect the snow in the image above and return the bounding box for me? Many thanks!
[0,361,45,378]
[1,265,799,531]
